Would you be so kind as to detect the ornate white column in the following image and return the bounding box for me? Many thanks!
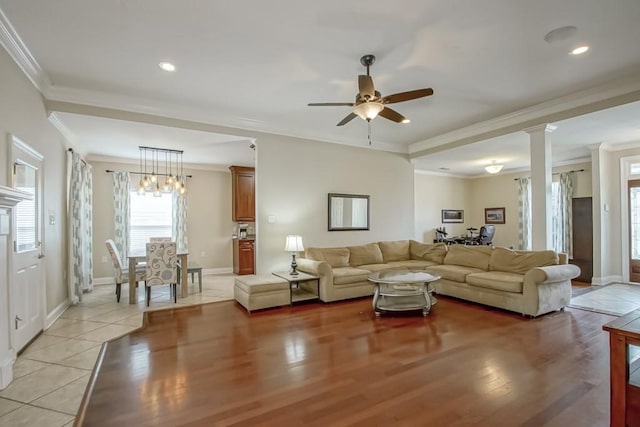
[524,124,556,250]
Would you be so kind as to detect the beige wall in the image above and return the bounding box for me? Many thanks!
[414,173,470,243]
[255,134,415,273]
[90,160,234,279]
[0,46,68,329]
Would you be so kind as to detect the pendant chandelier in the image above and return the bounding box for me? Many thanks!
[137,146,187,196]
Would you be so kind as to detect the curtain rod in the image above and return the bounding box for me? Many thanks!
[67,147,86,165]
[513,168,585,181]
[105,169,193,178]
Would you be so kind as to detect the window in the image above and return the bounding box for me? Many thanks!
[15,162,37,252]
[129,191,173,252]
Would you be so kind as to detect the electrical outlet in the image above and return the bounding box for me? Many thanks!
[101,255,108,263]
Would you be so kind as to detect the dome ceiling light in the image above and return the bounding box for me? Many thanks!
[485,161,504,174]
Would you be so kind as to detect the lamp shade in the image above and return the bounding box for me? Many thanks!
[485,161,504,174]
[284,235,304,252]
[353,102,384,121]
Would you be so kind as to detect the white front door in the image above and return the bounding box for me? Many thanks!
[10,136,44,352]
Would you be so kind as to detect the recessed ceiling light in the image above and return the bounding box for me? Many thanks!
[544,26,577,44]
[570,46,589,55]
[159,62,176,72]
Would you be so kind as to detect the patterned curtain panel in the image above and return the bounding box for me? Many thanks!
[67,151,94,303]
[173,191,188,251]
[517,177,532,250]
[112,171,131,261]
[553,172,575,256]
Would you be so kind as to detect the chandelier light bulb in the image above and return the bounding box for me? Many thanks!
[150,172,157,183]
[137,185,146,196]
[179,183,187,195]
[141,176,150,187]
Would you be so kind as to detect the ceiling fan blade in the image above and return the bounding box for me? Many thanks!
[308,102,354,106]
[358,75,375,100]
[382,88,434,104]
[337,112,357,126]
[378,107,407,123]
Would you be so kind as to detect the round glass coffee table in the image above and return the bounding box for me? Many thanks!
[367,270,441,317]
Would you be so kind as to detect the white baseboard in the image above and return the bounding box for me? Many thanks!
[45,299,71,330]
[0,353,15,390]
[203,267,233,275]
[93,269,233,287]
[591,275,623,286]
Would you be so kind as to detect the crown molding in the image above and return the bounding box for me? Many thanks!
[603,140,640,152]
[409,74,640,159]
[0,8,50,94]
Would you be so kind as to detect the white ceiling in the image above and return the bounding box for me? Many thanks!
[1,0,640,172]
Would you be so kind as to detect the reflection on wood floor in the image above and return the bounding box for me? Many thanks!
[77,295,614,426]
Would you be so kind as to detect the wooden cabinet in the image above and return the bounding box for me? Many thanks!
[229,166,255,221]
[233,239,255,275]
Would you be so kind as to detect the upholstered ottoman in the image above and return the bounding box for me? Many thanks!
[234,275,290,312]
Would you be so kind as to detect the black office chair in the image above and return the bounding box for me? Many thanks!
[474,225,495,245]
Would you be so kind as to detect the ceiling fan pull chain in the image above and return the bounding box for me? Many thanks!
[368,121,372,145]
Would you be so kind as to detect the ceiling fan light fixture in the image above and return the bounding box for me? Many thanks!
[485,161,504,174]
[401,118,410,124]
[353,102,384,121]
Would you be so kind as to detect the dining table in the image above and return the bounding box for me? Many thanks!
[127,248,189,305]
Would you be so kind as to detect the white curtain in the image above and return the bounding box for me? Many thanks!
[518,177,532,250]
[67,151,93,303]
[552,172,575,256]
[173,191,188,251]
[112,171,131,260]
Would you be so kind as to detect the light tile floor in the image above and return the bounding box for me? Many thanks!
[0,273,235,427]
[569,283,640,316]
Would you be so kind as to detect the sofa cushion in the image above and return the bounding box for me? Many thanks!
[386,260,438,270]
[466,271,524,293]
[490,247,559,274]
[332,267,372,285]
[348,243,384,267]
[378,240,410,262]
[410,241,447,263]
[305,247,350,268]
[443,245,492,270]
[358,263,391,272]
[425,264,485,283]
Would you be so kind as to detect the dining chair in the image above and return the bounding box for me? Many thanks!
[145,241,178,306]
[105,239,146,303]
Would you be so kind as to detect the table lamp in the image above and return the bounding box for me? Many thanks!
[284,235,304,276]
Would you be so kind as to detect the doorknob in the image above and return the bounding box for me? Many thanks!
[15,315,22,330]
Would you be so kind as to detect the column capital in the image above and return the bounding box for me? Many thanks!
[523,123,557,134]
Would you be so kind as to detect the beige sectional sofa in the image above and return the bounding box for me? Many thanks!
[296,240,580,317]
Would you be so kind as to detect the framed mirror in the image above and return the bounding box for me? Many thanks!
[328,193,369,231]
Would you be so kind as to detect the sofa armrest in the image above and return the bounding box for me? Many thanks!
[297,258,334,302]
[525,264,580,285]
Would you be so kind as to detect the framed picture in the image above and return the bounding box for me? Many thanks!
[442,209,464,223]
[485,207,506,224]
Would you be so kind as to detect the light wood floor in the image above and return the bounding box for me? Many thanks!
[76,296,615,426]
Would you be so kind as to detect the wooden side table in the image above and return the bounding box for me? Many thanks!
[603,308,640,427]
[272,271,320,304]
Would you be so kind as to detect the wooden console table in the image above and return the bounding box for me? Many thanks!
[603,308,640,427]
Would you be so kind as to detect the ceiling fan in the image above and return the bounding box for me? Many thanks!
[308,54,434,127]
